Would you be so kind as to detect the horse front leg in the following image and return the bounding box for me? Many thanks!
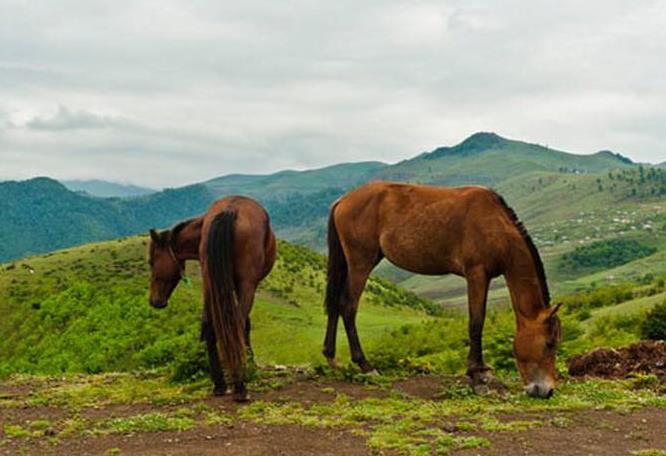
[465,268,493,394]
[201,312,227,396]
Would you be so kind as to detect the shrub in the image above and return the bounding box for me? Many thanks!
[558,239,656,273]
[641,301,666,341]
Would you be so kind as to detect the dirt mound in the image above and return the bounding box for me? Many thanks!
[567,340,666,379]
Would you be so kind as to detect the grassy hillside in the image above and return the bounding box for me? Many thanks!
[0,237,434,377]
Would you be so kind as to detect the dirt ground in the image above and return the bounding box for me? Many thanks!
[1,374,665,456]
[568,340,666,381]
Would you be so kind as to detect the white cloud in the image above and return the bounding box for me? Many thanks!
[26,105,129,131]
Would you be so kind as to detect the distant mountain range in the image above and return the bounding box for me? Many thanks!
[0,132,642,262]
[61,179,156,198]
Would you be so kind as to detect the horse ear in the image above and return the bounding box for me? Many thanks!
[149,229,160,243]
[548,302,563,320]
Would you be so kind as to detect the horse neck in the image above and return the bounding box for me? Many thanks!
[172,218,203,261]
[503,242,548,325]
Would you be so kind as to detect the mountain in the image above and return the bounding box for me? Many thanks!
[0,178,215,262]
[0,133,649,262]
[375,132,635,186]
[62,179,156,198]
[0,236,433,375]
[204,161,386,198]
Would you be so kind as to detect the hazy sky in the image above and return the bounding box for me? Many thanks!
[1,1,665,188]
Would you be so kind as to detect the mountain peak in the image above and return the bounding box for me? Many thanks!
[460,132,504,148]
[594,150,634,165]
[19,177,68,191]
[423,132,507,160]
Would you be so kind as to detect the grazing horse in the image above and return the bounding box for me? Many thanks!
[324,182,562,398]
[148,196,276,402]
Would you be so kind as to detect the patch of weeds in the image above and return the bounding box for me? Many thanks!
[332,364,397,388]
[28,419,51,431]
[451,436,491,452]
[242,394,491,455]
[628,373,661,390]
[100,412,195,434]
[60,416,89,437]
[367,420,429,455]
[0,398,22,408]
[550,415,573,428]
[203,410,233,426]
[106,448,122,454]
[250,368,298,393]
[454,421,476,431]
[3,424,31,438]
[23,374,207,409]
[631,450,666,456]
[479,416,540,432]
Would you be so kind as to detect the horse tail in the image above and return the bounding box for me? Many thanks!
[325,202,348,315]
[206,210,245,380]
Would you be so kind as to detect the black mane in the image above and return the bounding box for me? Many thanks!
[492,192,551,307]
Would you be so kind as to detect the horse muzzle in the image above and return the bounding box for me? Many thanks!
[150,299,168,309]
[525,381,554,399]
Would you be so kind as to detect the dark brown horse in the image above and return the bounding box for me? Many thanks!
[148,196,276,402]
[324,182,561,398]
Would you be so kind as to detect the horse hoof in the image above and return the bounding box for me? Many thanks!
[359,362,376,374]
[233,392,250,403]
[472,383,491,396]
[326,357,338,370]
[212,386,228,397]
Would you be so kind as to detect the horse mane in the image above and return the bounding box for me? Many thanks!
[169,218,198,246]
[492,191,551,307]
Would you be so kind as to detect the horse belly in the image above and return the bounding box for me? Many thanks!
[379,228,462,276]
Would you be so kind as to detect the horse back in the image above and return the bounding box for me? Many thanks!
[200,196,274,282]
[333,182,516,276]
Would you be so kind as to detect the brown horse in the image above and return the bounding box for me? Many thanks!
[148,196,276,402]
[324,182,562,398]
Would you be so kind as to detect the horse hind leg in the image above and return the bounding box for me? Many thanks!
[231,280,258,402]
[322,309,339,369]
[201,311,227,396]
[341,262,376,373]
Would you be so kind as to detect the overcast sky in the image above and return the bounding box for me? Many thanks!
[1,0,665,188]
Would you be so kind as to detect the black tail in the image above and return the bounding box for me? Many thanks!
[206,211,245,380]
[325,203,348,315]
